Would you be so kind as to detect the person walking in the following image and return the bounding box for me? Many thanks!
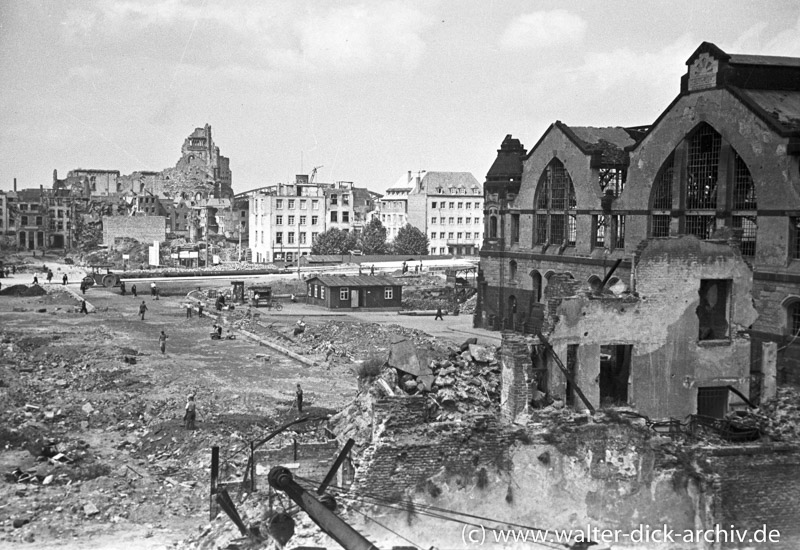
[120,281,126,296]
[139,300,148,320]
[434,307,444,321]
[46,270,53,284]
[295,383,304,415]
[62,274,68,286]
[158,330,168,354]
[80,300,88,314]
[183,391,197,430]
[370,265,375,276]
[131,284,137,297]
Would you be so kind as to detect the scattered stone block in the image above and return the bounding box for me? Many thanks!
[83,502,100,516]
[468,344,493,363]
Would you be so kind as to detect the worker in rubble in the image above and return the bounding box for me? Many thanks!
[295,383,304,415]
[119,281,126,296]
[62,273,68,285]
[131,284,137,297]
[186,303,193,318]
[198,302,204,317]
[46,270,53,284]
[80,299,88,315]
[293,318,306,336]
[184,391,197,430]
[80,281,86,295]
[33,274,39,285]
[158,330,168,354]
[138,300,148,321]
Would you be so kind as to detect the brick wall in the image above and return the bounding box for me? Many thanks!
[372,396,427,435]
[353,414,515,500]
[705,446,800,549]
[103,215,166,247]
[500,333,533,420]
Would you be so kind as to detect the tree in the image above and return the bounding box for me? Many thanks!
[358,218,388,255]
[311,228,358,255]
[391,224,429,255]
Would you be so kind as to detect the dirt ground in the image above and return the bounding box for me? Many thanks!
[0,261,495,549]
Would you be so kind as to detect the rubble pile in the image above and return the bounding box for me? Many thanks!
[295,321,446,364]
[400,285,453,312]
[460,292,477,314]
[0,284,47,297]
[721,386,800,442]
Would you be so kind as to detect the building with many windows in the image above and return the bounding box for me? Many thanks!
[478,41,800,384]
[381,171,484,256]
[247,176,375,263]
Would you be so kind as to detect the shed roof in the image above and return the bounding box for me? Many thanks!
[306,275,399,287]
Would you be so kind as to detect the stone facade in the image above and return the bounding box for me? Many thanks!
[479,42,800,382]
[103,215,166,248]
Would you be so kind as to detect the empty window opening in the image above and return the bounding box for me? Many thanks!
[697,279,731,341]
[599,345,631,406]
[565,344,578,407]
[697,386,729,419]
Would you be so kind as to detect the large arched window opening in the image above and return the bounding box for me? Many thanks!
[488,214,498,238]
[648,122,758,256]
[533,159,577,246]
[531,271,542,302]
[784,298,800,337]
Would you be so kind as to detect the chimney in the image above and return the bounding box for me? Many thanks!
[407,171,412,184]
[14,178,17,192]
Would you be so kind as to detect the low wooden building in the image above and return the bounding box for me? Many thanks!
[305,275,402,310]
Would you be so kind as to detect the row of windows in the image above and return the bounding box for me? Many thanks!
[430,231,482,241]
[502,123,760,257]
[431,217,482,225]
[275,199,322,210]
[330,211,349,223]
[276,215,320,226]
[434,186,481,195]
[256,231,319,245]
[308,285,393,300]
[430,201,481,209]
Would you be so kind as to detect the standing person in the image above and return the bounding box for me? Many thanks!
[370,265,375,276]
[80,299,88,314]
[80,281,86,295]
[184,391,197,430]
[434,307,444,321]
[62,274,68,285]
[33,274,39,285]
[186,303,193,318]
[150,282,156,298]
[198,302,204,317]
[139,300,148,320]
[120,281,126,296]
[158,330,167,354]
[131,284,137,297]
[46,270,53,284]
[402,261,407,274]
[295,384,304,415]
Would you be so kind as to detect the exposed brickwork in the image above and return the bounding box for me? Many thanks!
[372,396,427,435]
[500,332,533,420]
[103,215,166,247]
[705,446,800,549]
[353,414,514,500]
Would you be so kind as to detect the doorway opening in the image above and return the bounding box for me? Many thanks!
[599,344,631,406]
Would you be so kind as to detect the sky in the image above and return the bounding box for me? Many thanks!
[1,1,799,196]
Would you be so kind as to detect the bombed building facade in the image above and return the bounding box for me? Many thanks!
[478,42,800,389]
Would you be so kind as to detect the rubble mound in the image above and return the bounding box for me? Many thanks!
[0,284,47,297]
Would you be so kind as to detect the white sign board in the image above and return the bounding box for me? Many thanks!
[122,254,130,260]
[148,241,160,266]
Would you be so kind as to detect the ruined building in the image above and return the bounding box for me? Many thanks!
[502,235,759,420]
[479,41,800,386]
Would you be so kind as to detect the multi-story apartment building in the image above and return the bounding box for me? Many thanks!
[248,176,374,263]
[11,186,79,250]
[395,171,483,256]
[0,189,12,235]
[379,174,412,241]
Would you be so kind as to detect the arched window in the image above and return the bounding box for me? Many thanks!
[489,215,498,238]
[509,260,517,281]
[534,159,577,246]
[786,299,800,336]
[648,123,758,256]
[531,271,542,302]
[588,275,603,292]
[650,152,674,237]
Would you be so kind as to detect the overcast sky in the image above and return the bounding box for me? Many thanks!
[1,1,799,195]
